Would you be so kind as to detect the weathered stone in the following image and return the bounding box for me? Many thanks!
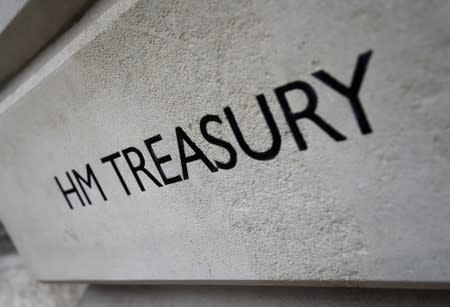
[0,0,449,284]
[0,221,86,307]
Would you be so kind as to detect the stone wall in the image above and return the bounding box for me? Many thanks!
[0,222,86,307]
[0,0,450,306]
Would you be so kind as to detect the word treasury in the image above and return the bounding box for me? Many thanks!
[55,50,373,210]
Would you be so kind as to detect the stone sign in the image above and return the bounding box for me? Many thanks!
[0,0,449,284]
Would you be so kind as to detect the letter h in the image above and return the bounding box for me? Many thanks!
[54,172,85,209]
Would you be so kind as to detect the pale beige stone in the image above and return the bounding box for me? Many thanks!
[0,0,449,284]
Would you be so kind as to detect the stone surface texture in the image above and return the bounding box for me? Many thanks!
[0,222,86,307]
[0,0,27,32]
[0,0,449,285]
